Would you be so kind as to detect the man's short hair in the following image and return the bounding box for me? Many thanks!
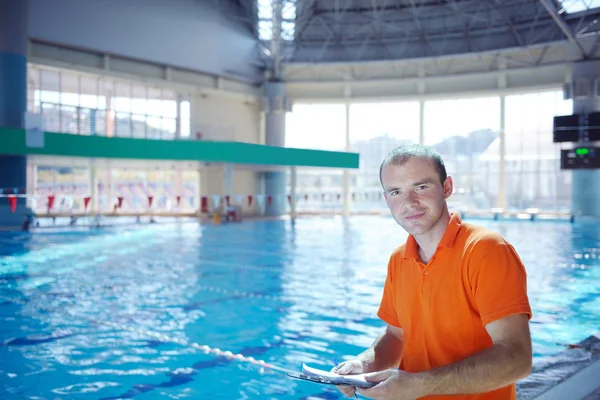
[379,144,447,187]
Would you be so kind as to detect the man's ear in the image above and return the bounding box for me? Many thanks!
[443,176,453,199]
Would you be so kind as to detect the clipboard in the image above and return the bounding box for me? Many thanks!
[286,372,377,388]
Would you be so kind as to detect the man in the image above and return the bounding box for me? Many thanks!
[333,144,532,400]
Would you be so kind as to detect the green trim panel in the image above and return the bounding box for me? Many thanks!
[0,128,359,169]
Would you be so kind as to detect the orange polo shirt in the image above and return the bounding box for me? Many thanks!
[377,213,532,400]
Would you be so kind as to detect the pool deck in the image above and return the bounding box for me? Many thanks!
[531,334,600,400]
[583,385,600,400]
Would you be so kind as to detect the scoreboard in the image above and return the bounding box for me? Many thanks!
[553,111,600,143]
[560,147,600,169]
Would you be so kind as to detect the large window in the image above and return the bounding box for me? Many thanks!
[27,66,191,140]
[425,97,500,212]
[504,91,572,212]
[350,102,420,211]
[280,90,574,215]
[285,104,346,151]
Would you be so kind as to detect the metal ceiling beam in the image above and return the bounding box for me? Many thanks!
[538,0,589,58]
[488,0,526,47]
[271,0,283,79]
[408,0,434,57]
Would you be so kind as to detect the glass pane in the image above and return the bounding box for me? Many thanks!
[131,114,146,138]
[286,104,346,150]
[113,82,131,112]
[504,90,572,212]
[28,67,41,113]
[40,70,60,96]
[162,90,177,119]
[350,102,420,212]
[147,87,162,116]
[180,100,191,138]
[162,118,176,140]
[95,110,106,136]
[147,116,162,139]
[98,79,112,110]
[131,85,147,115]
[115,112,132,137]
[78,107,92,135]
[60,105,79,134]
[424,97,500,212]
[60,73,79,106]
[41,103,60,132]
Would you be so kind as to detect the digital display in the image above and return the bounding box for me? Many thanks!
[560,147,600,169]
[553,112,600,142]
[587,111,600,141]
[553,114,580,143]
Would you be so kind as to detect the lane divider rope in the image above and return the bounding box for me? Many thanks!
[0,294,295,374]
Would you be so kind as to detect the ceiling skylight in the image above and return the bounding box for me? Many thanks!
[257,0,296,42]
[558,0,600,13]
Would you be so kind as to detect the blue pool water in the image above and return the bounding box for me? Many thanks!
[0,216,599,399]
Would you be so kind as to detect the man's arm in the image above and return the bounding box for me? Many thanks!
[357,324,405,373]
[419,313,532,395]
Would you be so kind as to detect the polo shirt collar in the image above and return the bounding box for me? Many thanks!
[403,212,463,260]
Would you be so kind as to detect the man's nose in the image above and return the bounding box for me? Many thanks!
[402,191,418,207]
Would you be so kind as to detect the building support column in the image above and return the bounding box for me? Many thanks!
[498,95,506,210]
[290,166,297,219]
[0,0,28,227]
[263,82,290,216]
[343,102,351,216]
[571,61,600,217]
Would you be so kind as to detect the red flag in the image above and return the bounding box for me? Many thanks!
[287,195,292,205]
[117,197,124,208]
[201,196,208,213]
[83,196,91,210]
[225,195,230,207]
[176,195,182,206]
[47,195,55,210]
[7,195,16,213]
[247,195,253,207]
[267,195,273,205]
[148,196,153,207]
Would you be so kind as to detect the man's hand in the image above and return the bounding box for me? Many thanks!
[331,359,365,398]
[356,369,423,400]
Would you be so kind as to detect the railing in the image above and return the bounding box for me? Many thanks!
[36,102,237,142]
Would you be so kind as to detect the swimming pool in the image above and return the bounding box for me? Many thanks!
[0,216,598,399]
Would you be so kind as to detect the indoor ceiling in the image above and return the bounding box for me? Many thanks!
[230,0,600,66]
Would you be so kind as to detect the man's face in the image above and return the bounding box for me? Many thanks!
[381,157,453,236]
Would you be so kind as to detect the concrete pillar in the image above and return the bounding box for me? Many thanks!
[263,82,289,216]
[106,168,113,212]
[224,164,233,197]
[498,95,506,209]
[290,166,297,219]
[419,99,425,145]
[90,166,98,213]
[343,102,351,216]
[26,163,37,211]
[0,0,28,228]
[571,61,600,218]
